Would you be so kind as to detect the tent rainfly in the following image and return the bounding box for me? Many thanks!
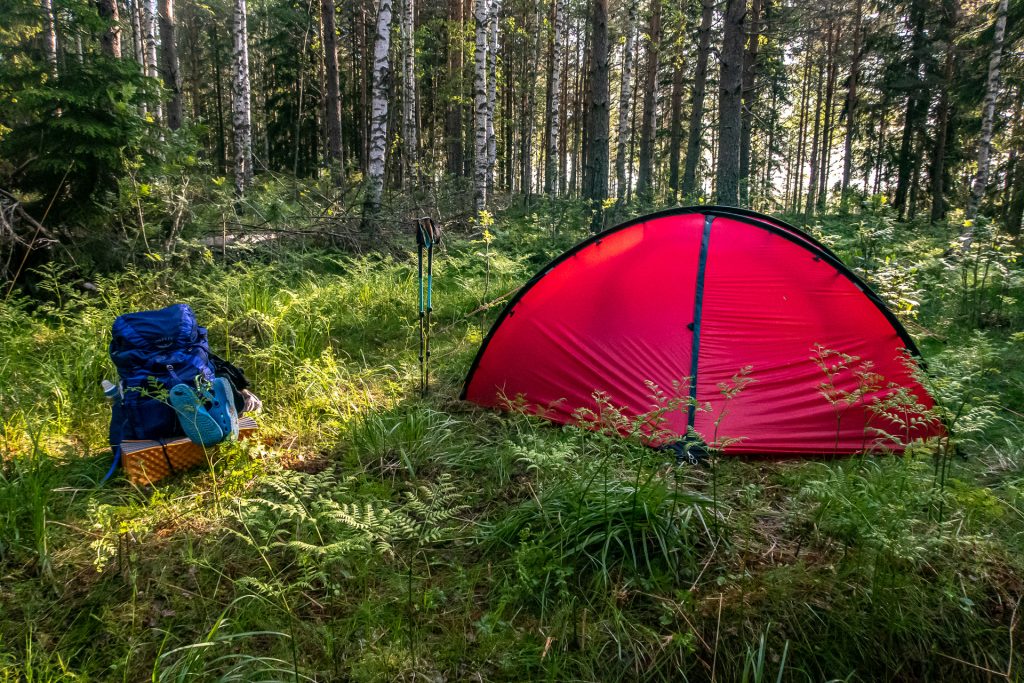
[462,207,945,455]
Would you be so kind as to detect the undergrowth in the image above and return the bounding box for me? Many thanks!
[0,200,1022,681]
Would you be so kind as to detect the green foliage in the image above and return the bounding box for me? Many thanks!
[0,206,1022,681]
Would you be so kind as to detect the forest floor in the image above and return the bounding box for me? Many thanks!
[1,201,1023,681]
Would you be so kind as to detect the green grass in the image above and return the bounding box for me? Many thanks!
[0,203,1022,681]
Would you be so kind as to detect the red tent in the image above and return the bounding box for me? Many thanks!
[462,207,944,455]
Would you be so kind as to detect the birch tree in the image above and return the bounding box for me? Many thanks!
[966,0,1009,220]
[158,0,183,130]
[486,0,500,192]
[41,0,57,76]
[232,0,253,196]
[473,0,489,212]
[145,0,162,123]
[544,0,564,196]
[365,0,394,216]
[401,0,417,185]
[614,1,635,201]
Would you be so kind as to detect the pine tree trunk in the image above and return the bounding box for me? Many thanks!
[636,0,660,202]
[232,0,253,196]
[364,0,393,216]
[521,4,542,196]
[894,0,926,218]
[715,0,744,206]
[929,0,957,223]
[401,0,417,185]
[158,0,183,129]
[681,0,713,199]
[668,64,683,201]
[817,23,838,211]
[544,0,564,196]
[322,0,345,181]
[582,0,609,230]
[840,0,862,210]
[804,60,823,218]
[739,0,761,206]
[96,0,122,58]
[42,0,58,76]
[793,51,811,212]
[613,2,635,201]
[966,0,1009,220]
[211,25,227,174]
[473,0,489,212]
[444,0,464,176]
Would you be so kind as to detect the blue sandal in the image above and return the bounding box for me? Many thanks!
[169,384,224,446]
[209,377,239,440]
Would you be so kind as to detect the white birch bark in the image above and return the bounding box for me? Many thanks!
[144,0,162,123]
[473,0,489,212]
[967,0,1009,220]
[401,0,417,185]
[127,0,147,115]
[544,0,564,196]
[365,0,394,213]
[485,0,499,190]
[232,0,253,196]
[41,0,58,77]
[614,2,635,200]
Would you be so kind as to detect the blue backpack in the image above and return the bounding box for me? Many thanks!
[108,304,216,449]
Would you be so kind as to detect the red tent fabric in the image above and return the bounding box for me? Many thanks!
[462,207,944,455]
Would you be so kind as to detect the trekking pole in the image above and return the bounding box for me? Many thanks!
[414,217,441,397]
[416,220,427,397]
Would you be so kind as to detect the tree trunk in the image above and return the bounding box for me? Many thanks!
[401,0,417,185]
[817,23,838,211]
[485,0,499,193]
[804,60,823,218]
[521,3,542,196]
[322,0,344,181]
[636,0,660,202]
[966,0,1009,220]
[893,0,926,218]
[145,0,162,123]
[96,0,122,58]
[681,0,713,199]
[929,0,958,223]
[668,63,683,201]
[444,0,464,176]
[364,0,393,216]
[793,50,811,212]
[473,0,489,212]
[614,1,635,201]
[715,0,744,206]
[544,0,564,195]
[739,0,761,206]
[840,0,862,210]
[158,0,183,130]
[232,0,253,196]
[582,0,609,230]
[42,0,58,76]
[211,25,227,175]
